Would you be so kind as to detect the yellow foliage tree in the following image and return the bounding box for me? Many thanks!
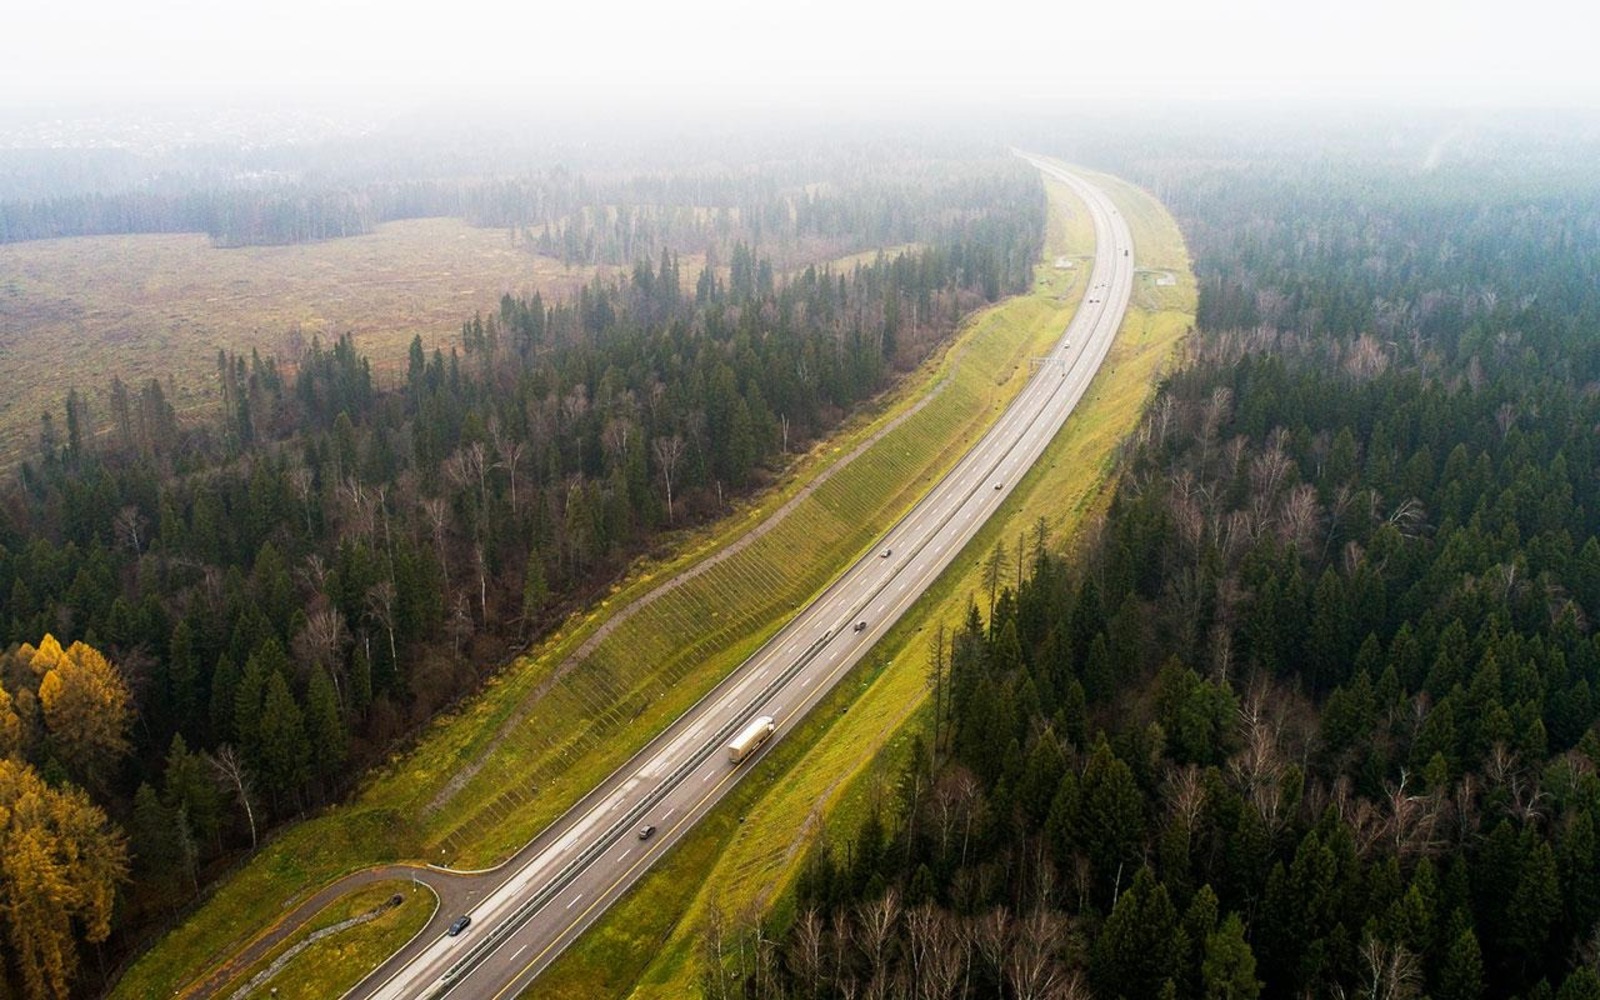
[0,757,127,1000]
[35,637,130,792]
[18,635,67,678]
[0,684,21,759]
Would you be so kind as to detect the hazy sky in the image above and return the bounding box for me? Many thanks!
[6,0,1598,110]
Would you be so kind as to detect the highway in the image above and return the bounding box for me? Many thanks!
[350,157,1132,1000]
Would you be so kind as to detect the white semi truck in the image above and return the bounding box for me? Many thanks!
[727,716,776,764]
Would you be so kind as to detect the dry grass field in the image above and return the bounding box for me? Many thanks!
[0,220,907,467]
[0,219,603,463]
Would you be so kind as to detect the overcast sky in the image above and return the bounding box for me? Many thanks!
[6,0,1598,111]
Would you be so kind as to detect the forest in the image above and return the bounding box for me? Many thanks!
[703,120,1600,999]
[0,143,1040,997]
[0,118,1019,258]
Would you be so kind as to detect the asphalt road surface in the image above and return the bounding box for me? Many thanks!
[349,158,1133,1000]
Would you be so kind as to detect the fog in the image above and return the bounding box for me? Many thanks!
[5,0,1598,115]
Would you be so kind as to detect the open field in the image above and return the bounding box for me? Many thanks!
[0,218,599,462]
[0,220,917,468]
[534,165,1196,998]
[108,175,1108,1000]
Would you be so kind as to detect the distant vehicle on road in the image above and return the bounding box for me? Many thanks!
[853,620,867,632]
[880,548,891,558]
[727,716,776,764]
[994,482,1003,490]
[447,915,472,936]
[638,824,655,840]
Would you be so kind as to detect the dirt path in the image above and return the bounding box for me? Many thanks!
[181,864,476,1000]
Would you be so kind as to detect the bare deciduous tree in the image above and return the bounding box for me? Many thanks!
[926,910,969,1000]
[1278,482,1321,557]
[1336,935,1423,1000]
[652,434,686,522]
[475,543,490,626]
[789,909,827,1000]
[602,416,635,468]
[1005,909,1075,1000]
[297,553,330,595]
[446,592,473,657]
[856,889,902,1000]
[366,580,399,667]
[208,744,258,849]
[113,505,147,554]
[1232,687,1291,834]
[489,418,526,516]
[421,496,451,587]
[1198,385,1233,475]
[975,908,1012,987]
[288,464,317,535]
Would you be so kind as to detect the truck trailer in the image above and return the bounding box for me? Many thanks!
[727,716,776,764]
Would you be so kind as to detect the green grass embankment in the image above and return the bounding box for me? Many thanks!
[533,164,1196,999]
[210,880,432,1000]
[111,177,1095,999]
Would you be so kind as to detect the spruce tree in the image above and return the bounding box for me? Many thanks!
[1201,912,1260,1000]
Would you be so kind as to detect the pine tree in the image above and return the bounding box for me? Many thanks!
[162,734,222,848]
[1434,928,1484,1000]
[209,654,240,744]
[1559,970,1600,1000]
[1202,912,1260,1000]
[521,548,549,634]
[1092,867,1183,1000]
[306,665,347,788]
[1506,839,1560,988]
[1084,633,1115,704]
[167,616,200,737]
[256,673,310,807]
[1558,809,1600,948]
[1076,740,1146,908]
[130,782,177,881]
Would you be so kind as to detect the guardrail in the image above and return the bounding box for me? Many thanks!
[418,162,1132,999]
[428,628,838,995]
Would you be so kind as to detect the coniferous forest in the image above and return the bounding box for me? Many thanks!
[7,110,1600,999]
[0,137,1040,996]
[704,119,1600,1000]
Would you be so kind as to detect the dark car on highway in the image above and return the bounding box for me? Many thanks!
[447,915,472,936]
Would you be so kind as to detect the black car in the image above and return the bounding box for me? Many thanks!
[447,915,472,936]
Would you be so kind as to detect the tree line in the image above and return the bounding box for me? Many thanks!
[1,128,1039,266]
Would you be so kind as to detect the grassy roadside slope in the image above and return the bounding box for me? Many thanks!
[210,881,433,1000]
[110,179,1092,999]
[532,164,1195,999]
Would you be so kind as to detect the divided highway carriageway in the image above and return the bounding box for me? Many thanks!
[353,158,1134,1000]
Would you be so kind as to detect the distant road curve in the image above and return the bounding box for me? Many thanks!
[348,157,1134,1000]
